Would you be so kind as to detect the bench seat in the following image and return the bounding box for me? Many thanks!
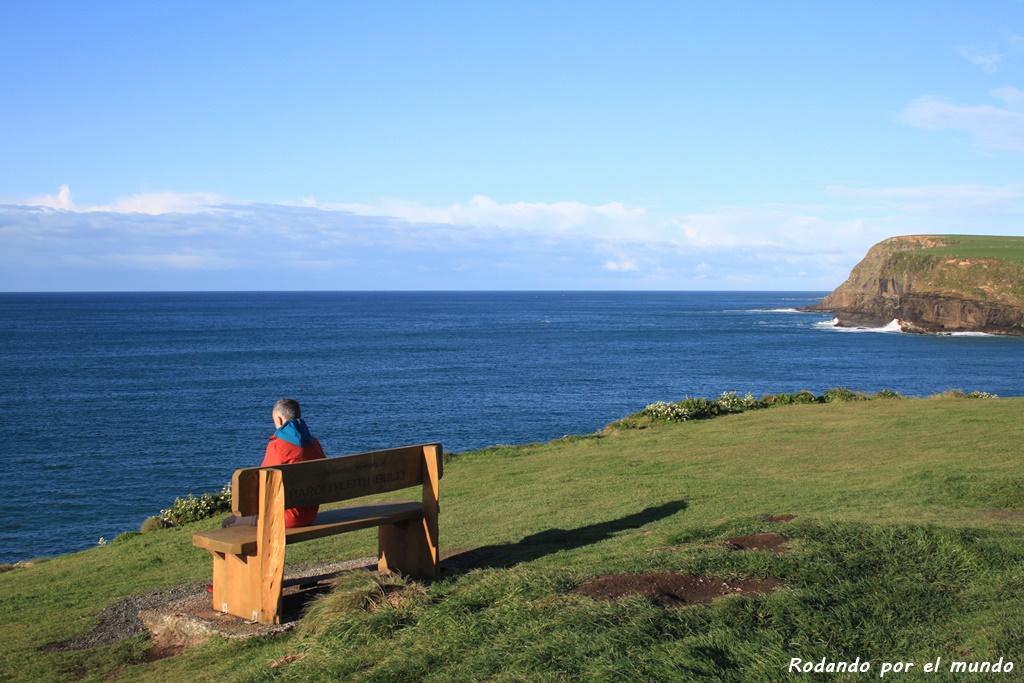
[192,500,424,556]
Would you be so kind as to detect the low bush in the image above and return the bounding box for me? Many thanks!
[775,390,819,405]
[112,531,141,544]
[140,515,171,533]
[608,386,995,431]
[936,389,1000,399]
[873,389,902,399]
[159,484,232,526]
[716,390,758,412]
[644,401,695,423]
[761,391,819,406]
[627,391,760,428]
[822,387,869,403]
[964,390,999,399]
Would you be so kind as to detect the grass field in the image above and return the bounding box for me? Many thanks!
[2,395,1023,681]
[881,235,1024,307]
[919,235,1024,263]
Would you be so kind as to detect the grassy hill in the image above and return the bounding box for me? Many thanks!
[917,235,1024,264]
[888,235,1024,307]
[806,235,1024,333]
[3,395,1024,681]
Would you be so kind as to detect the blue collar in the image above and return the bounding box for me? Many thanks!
[274,418,313,446]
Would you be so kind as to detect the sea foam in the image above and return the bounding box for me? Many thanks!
[815,318,904,334]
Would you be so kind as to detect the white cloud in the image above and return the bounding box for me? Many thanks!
[993,86,1024,110]
[956,45,1003,72]
[901,90,1024,151]
[1,192,871,290]
[26,184,76,210]
[956,32,1024,72]
[106,192,223,214]
[326,195,652,241]
[105,252,233,270]
[667,207,867,252]
[603,258,638,272]
[0,188,904,261]
[830,182,1024,214]
[2,182,1020,291]
[16,185,224,215]
[310,195,881,262]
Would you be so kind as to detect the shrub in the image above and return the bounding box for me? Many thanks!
[675,397,718,419]
[140,515,172,533]
[769,390,819,406]
[935,390,999,400]
[604,413,658,430]
[607,386,993,433]
[822,387,869,403]
[643,401,693,423]
[636,391,760,426]
[717,390,757,412]
[873,389,902,399]
[159,484,232,526]
[112,531,141,544]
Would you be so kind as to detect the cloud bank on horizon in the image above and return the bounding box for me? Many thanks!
[4,183,1021,291]
[1,3,1022,291]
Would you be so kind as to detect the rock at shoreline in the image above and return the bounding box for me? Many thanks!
[802,235,1024,335]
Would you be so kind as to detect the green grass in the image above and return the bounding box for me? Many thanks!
[919,235,1024,264]
[885,236,1024,306]
[3,396,1024,681]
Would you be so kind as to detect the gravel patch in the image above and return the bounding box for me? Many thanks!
[42,583,206,652]
[41,558,376,654]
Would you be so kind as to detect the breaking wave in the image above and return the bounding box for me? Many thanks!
[942,330,995,337]
[815,318,904,334]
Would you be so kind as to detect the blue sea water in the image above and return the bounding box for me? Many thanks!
[1,290,1022,563]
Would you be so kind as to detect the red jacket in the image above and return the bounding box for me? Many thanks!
[261,434,327,528]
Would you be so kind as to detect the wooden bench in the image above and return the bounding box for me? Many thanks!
[192,442,442,624]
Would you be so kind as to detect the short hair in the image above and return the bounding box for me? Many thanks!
[272,398,302,421]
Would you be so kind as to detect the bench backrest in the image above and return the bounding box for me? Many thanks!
[232,443,443,516]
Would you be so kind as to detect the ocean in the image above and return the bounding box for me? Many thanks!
[2,291,1022,563]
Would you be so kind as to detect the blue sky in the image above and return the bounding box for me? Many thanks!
[2,1,1022,291]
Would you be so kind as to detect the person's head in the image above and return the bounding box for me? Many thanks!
[272,398,302,427]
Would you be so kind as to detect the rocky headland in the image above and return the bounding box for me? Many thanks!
[802,235,1024,335]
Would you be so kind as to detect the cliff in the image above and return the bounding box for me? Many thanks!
[803,235,1024,335]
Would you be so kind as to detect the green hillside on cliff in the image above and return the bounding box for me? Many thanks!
[916,235,1024,264]
[888,235,1024,306]
[808,235,1024,333]
[2,395,1024,682]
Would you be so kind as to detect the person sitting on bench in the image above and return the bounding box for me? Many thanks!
[222,398,327,528]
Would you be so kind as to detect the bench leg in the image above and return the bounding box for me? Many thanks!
[204,469,286,625]
[378,516,438,579]
[209,550,263,622]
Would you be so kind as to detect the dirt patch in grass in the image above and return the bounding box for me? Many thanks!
[40,584,206,654]
[984,509,1024,521]
[43,551,475,662]
[41,558,377,659]
[573,573,782,608]
[763,514,798,523]
[724,533,788,553]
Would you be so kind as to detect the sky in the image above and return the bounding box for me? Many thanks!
[1,1,1023,291]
